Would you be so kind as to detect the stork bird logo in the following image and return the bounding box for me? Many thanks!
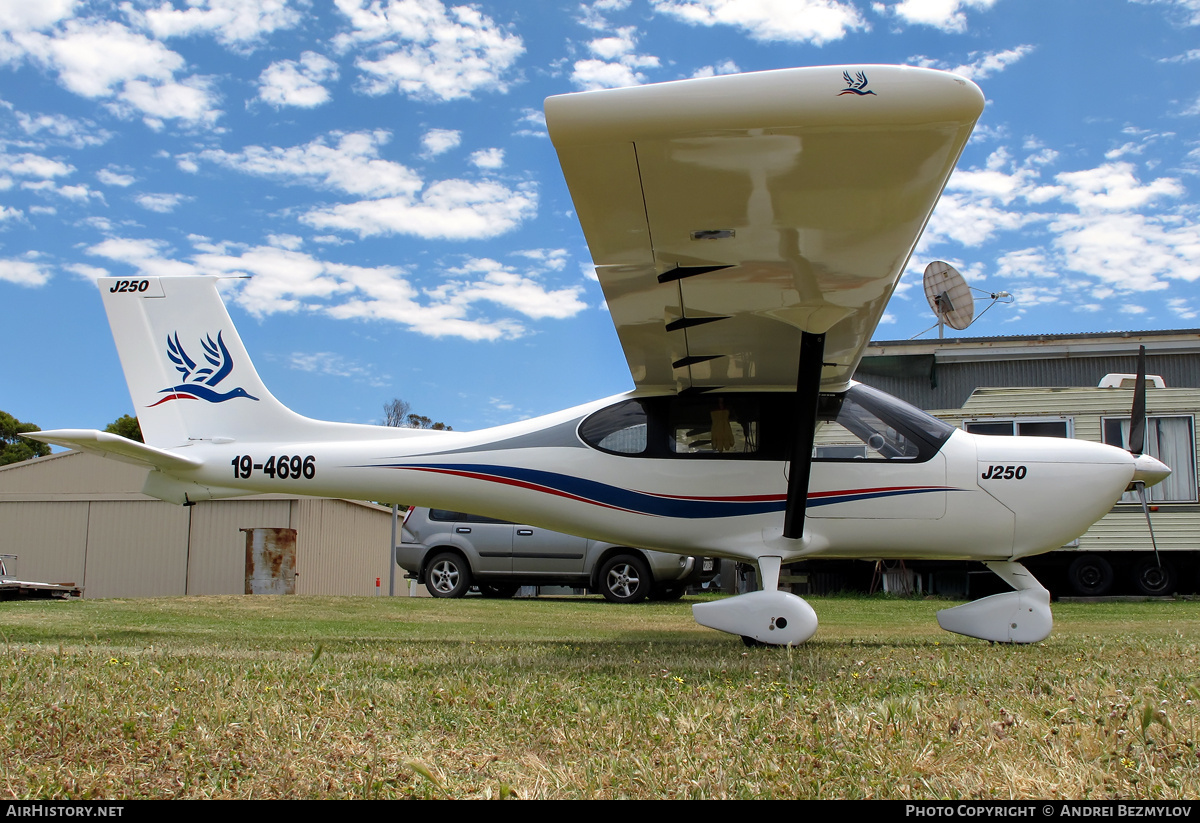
[838,71,876,96]
[150,331,259,406]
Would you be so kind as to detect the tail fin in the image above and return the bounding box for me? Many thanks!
[100,276,329,447]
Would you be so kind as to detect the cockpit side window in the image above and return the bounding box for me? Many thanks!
[669,396,759,455]
[578,399,650,455]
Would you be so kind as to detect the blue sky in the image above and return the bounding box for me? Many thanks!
[2,0,1199,435]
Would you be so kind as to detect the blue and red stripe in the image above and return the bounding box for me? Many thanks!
[367,462,954,519]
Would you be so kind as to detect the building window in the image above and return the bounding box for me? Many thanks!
[963,418,1073,438]
[1102,415,1197,503]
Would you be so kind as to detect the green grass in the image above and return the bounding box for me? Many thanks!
[1,594,1198,799]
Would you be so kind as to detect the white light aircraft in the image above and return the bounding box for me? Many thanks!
[31,66,1170,646]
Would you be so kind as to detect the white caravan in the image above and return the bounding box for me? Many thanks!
[30,66,1169,646]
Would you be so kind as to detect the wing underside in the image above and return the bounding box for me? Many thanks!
[546,65,984,394]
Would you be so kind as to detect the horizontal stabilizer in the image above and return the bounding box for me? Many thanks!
[26,429,201,472]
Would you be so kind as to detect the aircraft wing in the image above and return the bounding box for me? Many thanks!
[546,65,984,394]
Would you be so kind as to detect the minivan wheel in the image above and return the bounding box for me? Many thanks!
[426,552,472,598]
[599,554,651,603]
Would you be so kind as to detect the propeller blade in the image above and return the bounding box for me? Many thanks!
[1129,345,1147,457]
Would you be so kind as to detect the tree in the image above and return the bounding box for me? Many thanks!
[0,410,51,466]
[382,398,452,431]
[104,414,143,442]
[382,398,411,427]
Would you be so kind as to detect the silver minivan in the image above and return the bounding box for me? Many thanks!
[397,507,717,603]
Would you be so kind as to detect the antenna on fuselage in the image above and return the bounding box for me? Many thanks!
[911,261,1013,339]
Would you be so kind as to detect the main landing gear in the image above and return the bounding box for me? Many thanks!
[692,556,819,645]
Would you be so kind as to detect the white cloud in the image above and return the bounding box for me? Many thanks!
[0,149,104,201]
[334,0,524,101]
[0,152,74,179]
[995,248,1055,280]
[258,51,338,108]
[514,108,546,138]
[923,146,1200,300]
[651,0,867,45]
[52,182,100,201]
[570,59,643,90]
[0,0,76,34]
[97,167,136,186]
[0,256,53,286]
[1132,0,1200,26]
[83,238,585,340]
[87,237,196,277]
[577,0,633,30]
[266,233,303,250]
[911,45,1034,81]
[12,109,112,148]
[513,248,569,270]
[135,192,187,212]
[1168,297,1198,319]
[570,25,659,90]
[1049,211,1200,290]
[289,351,389,385]
[691,60,740,78]
[420,127,460,156]
[65,262,108,281]
[430,258,589,320]
[85,237,588,341]
[127,0,302,50]
[5,19,221,128]
[886,0,998,33]
[301,178,537,240]
[200,130,423,198]
[1159,48,1200,63]
[1054,163,1184,212]
[470,147,503,169]
[201,130,536,240]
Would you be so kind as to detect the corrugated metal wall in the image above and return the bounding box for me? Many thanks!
[0,451,394,598]
[293,499,393,595]
[187,499,294,595]
[859,353,1200,410]
[84,501,190,598]
[0,500,88,587]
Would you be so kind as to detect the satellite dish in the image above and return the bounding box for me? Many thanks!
[923,261,975,336]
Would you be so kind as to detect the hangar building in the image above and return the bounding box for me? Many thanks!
[0,450,395,599]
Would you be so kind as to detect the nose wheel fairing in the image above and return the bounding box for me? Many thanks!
[936,561,1052,643]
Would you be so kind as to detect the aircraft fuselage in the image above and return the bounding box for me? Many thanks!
[153,384,1154,567]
